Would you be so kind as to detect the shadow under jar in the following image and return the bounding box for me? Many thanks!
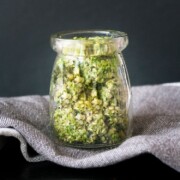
[49,30,132,148]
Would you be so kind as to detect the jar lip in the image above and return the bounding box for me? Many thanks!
[51,29,127,41]
[51,30,128,54]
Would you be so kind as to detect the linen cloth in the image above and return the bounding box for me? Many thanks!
[0,84,179,171]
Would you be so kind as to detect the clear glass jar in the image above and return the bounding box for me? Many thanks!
[49,30,132,148]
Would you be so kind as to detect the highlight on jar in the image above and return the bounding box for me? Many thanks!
[49,30,132,148]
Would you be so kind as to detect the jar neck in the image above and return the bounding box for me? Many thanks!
[51,30,128,56]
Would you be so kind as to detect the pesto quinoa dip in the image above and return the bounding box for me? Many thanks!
[50,33,130,148]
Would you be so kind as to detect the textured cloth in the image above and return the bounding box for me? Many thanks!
[0,84,180,171]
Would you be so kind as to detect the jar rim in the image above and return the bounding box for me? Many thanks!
[51,29,127,41]
[51,30,128,55]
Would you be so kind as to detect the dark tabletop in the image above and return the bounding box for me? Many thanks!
[0,137,179,179]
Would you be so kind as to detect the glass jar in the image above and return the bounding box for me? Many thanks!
[49,30,132,148]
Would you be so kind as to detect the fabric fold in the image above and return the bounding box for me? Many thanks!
[0,84,179,171]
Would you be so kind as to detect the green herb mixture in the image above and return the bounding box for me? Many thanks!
[50,37,129,147]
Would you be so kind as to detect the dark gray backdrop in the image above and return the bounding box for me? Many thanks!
[0,0,180,96]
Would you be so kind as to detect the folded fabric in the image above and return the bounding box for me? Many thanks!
[0,84,179,172]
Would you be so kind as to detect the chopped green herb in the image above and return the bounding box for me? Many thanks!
[50,36,129,147]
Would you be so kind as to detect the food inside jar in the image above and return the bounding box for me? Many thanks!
[50,37,129,146]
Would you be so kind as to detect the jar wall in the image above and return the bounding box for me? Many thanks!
[49,31,132,148]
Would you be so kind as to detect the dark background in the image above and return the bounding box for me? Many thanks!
[0,0,180,96]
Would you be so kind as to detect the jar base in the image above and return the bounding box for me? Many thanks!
[55,140,126,149]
